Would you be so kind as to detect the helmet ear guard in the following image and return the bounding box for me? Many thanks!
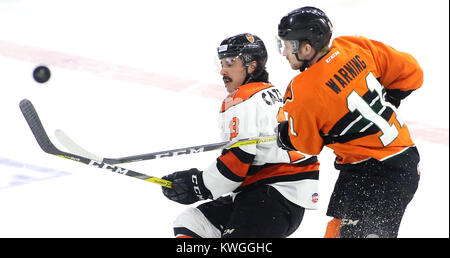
[240,53,254,67]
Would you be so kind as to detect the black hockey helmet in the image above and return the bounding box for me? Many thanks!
[217,33,268,68]
[278,6,333,51]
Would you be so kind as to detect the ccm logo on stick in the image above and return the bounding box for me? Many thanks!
[89,160,129,174]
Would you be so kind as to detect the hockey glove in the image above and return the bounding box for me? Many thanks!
[384,94,401,108]
[161,168,212,205]
[276,121,297,151]
[275,121,295,150]
[384,89,414,108]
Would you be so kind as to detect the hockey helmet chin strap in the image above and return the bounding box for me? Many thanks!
[243,65,264,84]
[294,48,320,72]
[285,39,322,72]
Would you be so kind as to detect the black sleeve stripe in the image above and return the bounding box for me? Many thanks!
[247,156,319,176]
[224,147,255,164]
[234,170,319,193]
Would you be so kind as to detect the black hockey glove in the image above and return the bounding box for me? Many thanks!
[384,94,401,108]
[384,89,414,108]
[276,121,297,151]
[161,168,212,205]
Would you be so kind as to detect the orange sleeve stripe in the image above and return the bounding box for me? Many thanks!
[218,150,251,178]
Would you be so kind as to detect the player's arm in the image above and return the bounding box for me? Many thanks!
[161,129,256,204]
[276,105,318,163]
[367,38,424,107]
[278,85,326,156]
[201,106,258,199]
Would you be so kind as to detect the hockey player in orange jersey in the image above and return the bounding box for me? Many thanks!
[161,33,320,238]
[276,7,423,238]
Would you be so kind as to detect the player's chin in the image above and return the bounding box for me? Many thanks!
[225,84,236,93]
[225,85,233,93]
[286,58,300,70]
[290,62,301,70]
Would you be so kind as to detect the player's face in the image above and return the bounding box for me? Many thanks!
[220,56,247,93]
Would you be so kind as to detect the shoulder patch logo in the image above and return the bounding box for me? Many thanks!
[312,193,319,203]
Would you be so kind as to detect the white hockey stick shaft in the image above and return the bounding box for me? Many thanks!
[55,129,276,164]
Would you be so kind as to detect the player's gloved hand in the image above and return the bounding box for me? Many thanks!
[384,94,401,108]
[161,168,212,205]
[384,89,413,108]
[276,121,297,151]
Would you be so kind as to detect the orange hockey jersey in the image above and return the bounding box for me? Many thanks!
[282,36,423,164]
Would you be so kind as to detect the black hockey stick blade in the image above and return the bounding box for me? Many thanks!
[19,99,62,155]
[19,99,172,187]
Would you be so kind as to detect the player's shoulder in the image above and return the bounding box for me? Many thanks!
[332,35,371,44]
[285,69,328,112]
[220,82,274,112]
[331,35,377,51]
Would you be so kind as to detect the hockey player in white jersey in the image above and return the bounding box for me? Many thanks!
[161,33,320,238]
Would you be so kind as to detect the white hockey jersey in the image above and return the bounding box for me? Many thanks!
[202,82,320,209]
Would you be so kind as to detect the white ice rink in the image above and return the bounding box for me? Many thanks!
[0,0,448,238]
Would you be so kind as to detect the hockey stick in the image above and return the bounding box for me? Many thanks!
[54,129,276,164]
[19,99,172,188]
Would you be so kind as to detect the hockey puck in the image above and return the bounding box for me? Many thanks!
[33,65,51,83]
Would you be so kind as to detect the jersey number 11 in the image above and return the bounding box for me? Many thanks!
[346,72,404,146]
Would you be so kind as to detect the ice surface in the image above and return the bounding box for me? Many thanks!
[0,0,448,237]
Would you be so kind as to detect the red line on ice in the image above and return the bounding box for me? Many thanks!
[1,40,448,146]
[0,40,225,100]
[406,121,449,146]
